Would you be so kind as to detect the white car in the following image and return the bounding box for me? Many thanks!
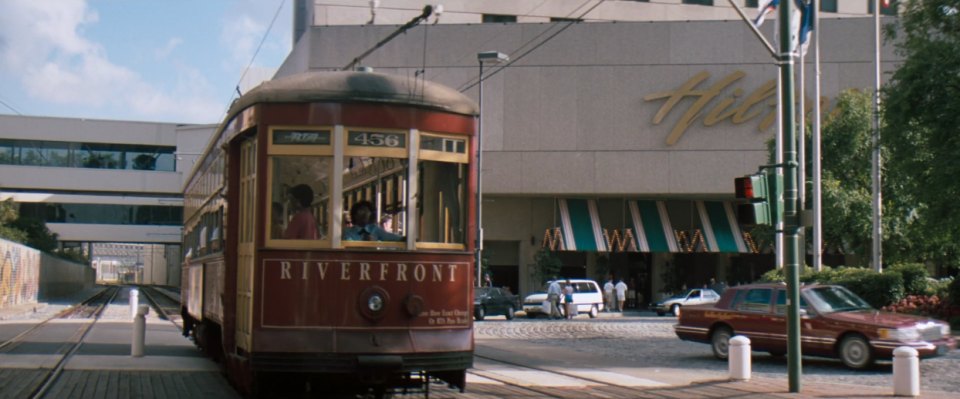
[653,288,720,316]
[522,279,604,318]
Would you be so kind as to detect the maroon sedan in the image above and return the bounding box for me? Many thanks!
[675,283,956,369]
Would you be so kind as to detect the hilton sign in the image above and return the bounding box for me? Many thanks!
[644,70,828,146]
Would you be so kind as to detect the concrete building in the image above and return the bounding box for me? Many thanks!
[279,1,901,302]
[0,114,214,286]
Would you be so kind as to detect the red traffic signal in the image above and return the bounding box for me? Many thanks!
[735,174,768,200]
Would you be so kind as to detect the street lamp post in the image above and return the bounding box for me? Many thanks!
[476,50,509,288]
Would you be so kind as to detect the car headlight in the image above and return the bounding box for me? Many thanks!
[942,324,951,336]
[878,327,920,342]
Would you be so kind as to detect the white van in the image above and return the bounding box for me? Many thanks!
[522,279,604,318]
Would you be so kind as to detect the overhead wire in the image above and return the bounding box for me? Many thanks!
[221,0,287,117]
[0,97,22,115]
[458,0,608,94]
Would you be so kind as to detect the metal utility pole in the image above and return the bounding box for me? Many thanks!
[871,0,883,273]
[778,0,802,393]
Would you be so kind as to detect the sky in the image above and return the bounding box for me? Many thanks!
[0,0,293,124]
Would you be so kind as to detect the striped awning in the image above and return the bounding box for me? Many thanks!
[628,200,679,253]
[696,201,749,253]
[557,199,608,251]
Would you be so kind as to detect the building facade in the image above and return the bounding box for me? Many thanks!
[0,114,214,285]
[279,4,900,303]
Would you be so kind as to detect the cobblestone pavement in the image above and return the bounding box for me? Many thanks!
[474,313,960,394]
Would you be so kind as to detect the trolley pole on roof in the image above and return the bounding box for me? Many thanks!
[342,5,434,71]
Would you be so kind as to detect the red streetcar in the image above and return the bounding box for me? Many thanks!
[180,70,479,397]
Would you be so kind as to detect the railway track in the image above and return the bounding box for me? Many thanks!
[0,286,121,399]
[386,352,657,399]
[136,285,183,331]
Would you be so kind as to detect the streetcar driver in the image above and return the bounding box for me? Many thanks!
[343,200,402,241]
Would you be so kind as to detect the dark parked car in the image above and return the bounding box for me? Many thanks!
[474,287,518,321]
[675,283,956,369]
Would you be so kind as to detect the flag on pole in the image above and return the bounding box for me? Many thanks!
[754,0,815,56]
[798,0,814,55]
[753,0,779,28]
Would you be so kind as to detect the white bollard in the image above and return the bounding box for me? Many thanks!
[893,346,920,397]
[131,304,149,357]
[728,335,751,381]
[129,288,139,319]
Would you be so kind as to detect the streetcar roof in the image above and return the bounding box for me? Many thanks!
[226,70,479,118]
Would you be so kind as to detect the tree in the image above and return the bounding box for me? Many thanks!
[0,198,28,243]
[883,0,960,271]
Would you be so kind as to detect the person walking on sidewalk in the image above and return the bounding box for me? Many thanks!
[603,278,615,312]
[547,278,563,319]
[615,278,628,312]
[563,280,576,319]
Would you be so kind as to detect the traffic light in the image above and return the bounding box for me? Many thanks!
[735,174,771,225]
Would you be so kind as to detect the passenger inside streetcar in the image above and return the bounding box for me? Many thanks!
[343,200,402,241]
[283,184,320,239]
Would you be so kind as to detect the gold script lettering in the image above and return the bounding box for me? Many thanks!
[644,71,779,146]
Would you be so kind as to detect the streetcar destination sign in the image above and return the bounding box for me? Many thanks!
[273,129,331,145]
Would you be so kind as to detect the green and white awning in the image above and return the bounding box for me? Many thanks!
[628,200,679,253]
[696,201,749,253]
[558,199,608,252]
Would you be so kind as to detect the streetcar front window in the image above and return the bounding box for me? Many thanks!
[416,133,468,250]
[342,156,408,246]
[269,156,332,241]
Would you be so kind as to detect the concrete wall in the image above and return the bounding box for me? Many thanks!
[0,238,96,309]
[38,253,95,300]
[0,238,40,309]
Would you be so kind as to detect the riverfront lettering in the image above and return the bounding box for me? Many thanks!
[276,261,461,283]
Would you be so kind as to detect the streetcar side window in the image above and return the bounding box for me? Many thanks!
[416,133,468,250]
[265,128,333,248]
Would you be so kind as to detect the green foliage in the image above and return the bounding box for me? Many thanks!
[818,90,878,260]
[759,265,906,308]
[11,217,59,252]
[832,268,904,309]
[888,263,929,296]
[950,277,960,307]
[532,249,562,284]
[0,198,28,243]
[882,1,960,271]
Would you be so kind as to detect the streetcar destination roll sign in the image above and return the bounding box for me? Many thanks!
[273,130,331,145]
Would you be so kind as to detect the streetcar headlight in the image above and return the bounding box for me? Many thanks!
[357,286,390,321]
[368,294,384,312]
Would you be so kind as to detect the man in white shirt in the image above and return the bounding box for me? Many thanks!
[603,278,615,312]
[615,278,628,312]
[547,278,563,319]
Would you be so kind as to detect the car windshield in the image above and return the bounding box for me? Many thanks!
[804,286,873,313]
[474,288,492,298]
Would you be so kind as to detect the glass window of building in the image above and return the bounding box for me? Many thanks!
[682,0,714,5]
[266,128,333,248]
[820,0,838,12]
[482,14,517,23]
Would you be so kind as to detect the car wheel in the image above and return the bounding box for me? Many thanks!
[710,326,733,360]
[839,334,874,369]
[474,306,485,321]
[670,304,681,317]
[505,305,515,320]
[588,305,599,318]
